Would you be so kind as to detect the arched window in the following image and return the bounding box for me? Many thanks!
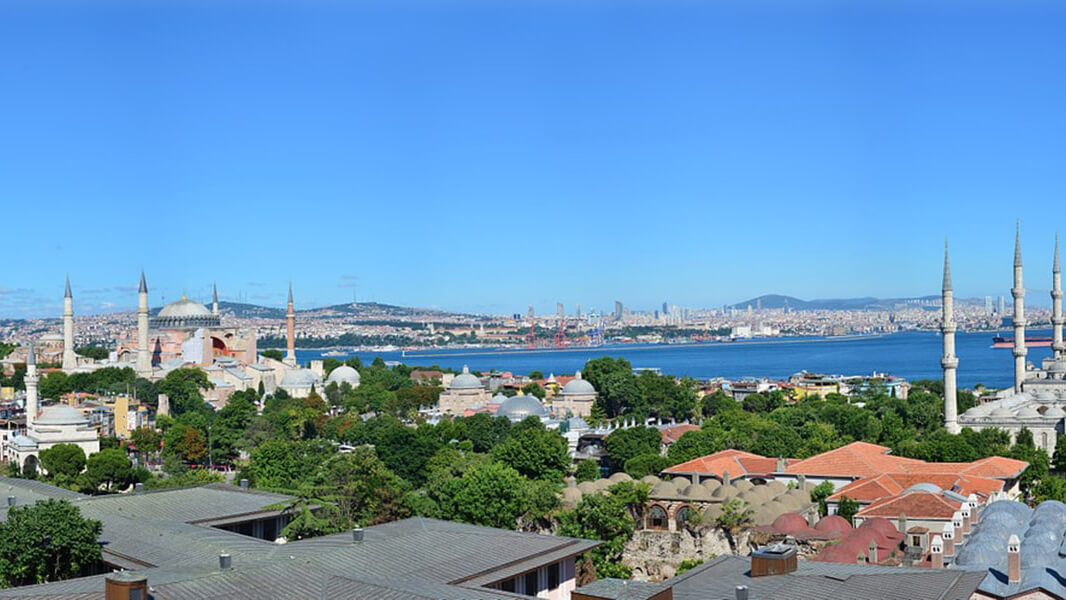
[648,505,668,530]
[1043,432,1049,450]
[676,506,693,528]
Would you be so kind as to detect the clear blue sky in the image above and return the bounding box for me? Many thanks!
[2,0,1065,318]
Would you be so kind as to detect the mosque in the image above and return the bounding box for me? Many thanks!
[942,228,1066,454]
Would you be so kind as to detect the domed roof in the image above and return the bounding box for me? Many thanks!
[491,393,509,403]
[449,366,483,390]
[650,481,678,499]
[1044,405,1066,419]
[1015,405,1042,419]
[561,487,583,507]
[497,394,547,421]
[561,371,596,396]
[989,404,1015,419]
[641,475,662,485]
[158,296,212,318]
[326,365,361,386]
[35,405,89,426]
[814,515,853,534]
[281,369,321,387]
[680,483,714,502]
[712,484,737,499]
[577,481,598,495]
[772,513,810,535]
[608,472,632,483]
[733,479,754,491]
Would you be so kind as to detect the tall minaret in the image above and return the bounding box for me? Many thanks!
[941,241,959,434]
[212,283,219,317]
[62,275,77,372]
[285,282,296,366]
[1053,235,1064,361]
[136,271,151,376]
[25,343,38,430]
[1013,224,1027,393]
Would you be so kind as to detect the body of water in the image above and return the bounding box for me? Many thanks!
[293,329,1054,390]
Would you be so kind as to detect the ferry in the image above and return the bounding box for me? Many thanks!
[321,349,350,357]
[992,335,1053,348]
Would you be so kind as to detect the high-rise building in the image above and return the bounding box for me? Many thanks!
[556,302,564,319]
[575,303,581,316]
[985,296,993,315]
[662,301,668,314]
[998,296,1006,315]
[614,300,623,321]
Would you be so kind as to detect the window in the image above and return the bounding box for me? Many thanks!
[676,506,692,527]
[911,535,923,547]
[499,579,516,592]
[648,505,668,529]
[523,571,539,596]
[547,562,560,589]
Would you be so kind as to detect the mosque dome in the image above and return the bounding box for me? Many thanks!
[1015,405,1042,419]
[1044,406,1066,419]
[497,394,548,421]
[152,295,221,330]
[35,405,89,426]
[561,371,596,396]
[989,405,1015,419]
[449,366,483,390]
[491,393,509,404]
[326,365,361,386]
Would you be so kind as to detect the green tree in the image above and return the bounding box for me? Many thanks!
[837,496,860,525]
[74,346,109,360]
[575,459,600,483]
[435,461,546,529]
[308,447,410,527]
[38,444,86,482]
[558,482,648,579]
[83,449,133,492]
[623,454,672,479]
[0,500,103,587]
[243,439,333,491]
[604,427,661,472]
[261,349,285,361]
[156,368,213,415]
[491,418,569,482]
[809,480,835,516]
[716,498,754,554]
[1054,436,1066,473]
[521,382,546,399]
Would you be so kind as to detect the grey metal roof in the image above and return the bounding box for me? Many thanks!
[574,579,669,599]
[608,555,987,600]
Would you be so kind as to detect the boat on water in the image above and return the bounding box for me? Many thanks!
[992,335,1052,348]
[321,349,350,357]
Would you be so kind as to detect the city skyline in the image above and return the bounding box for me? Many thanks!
[3,1,1066,317]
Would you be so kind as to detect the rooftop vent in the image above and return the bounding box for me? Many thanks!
[219,552,232,571]
[105,571,147,600]
[750,543,798,577]
[6,496,14,507]
[239,478,249,490]
[352,528,365,542]
[134,483,144,493]
[736,585,750,600]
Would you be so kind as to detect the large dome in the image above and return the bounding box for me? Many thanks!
[449,366,483,390]
[498,394,548,421]
[152,295,220,330]
[35,405,89,426]
[561,371,596,396]
[326,365,361,387]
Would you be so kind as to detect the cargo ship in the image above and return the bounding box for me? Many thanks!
[992,336,1053,348]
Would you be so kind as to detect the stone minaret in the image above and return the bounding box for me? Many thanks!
[25,343,38,430]
[1054,235,1064,360]
[1013,225,1027,393]
[62,275,77,372]
[285,282,296,366]
[136,271,151,376]
[212,283,219,317]
[942,241,959,433]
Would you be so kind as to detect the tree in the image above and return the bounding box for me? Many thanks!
[528,371,544,380]
[667,430,721,463]
[575,459,600,483]
[1054,436,1066,473]
[434,461,544,529]
[0,499,103,587]
[243,439,333,491]
[84,449,133,492]
[156,368,213,415]
[837,496,860,525]
[604,427,661,472]
[623,454,672,479]
[716,499,754,554]
[74,346,109,360]
[308,447,410,527]
[521,382,546,399]
[558,482,648,579]
[261,349,285,361]
[38,444,86,482]
[809,481,835,516]
[491,419,569,482]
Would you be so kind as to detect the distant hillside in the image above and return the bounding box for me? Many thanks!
[218,300,468,320]
[729,294,968,311]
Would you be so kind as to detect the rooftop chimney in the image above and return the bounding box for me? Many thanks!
[856,551,866,564]
[1008,534,1021,583]
[930,535,944,569]
[135,482,144,493]
[961,506,972,535]
[942,522,955,558]
[239,478,249,490]
[6,496,14,507]
[867,540,878,564]
[352,528,365,542]
[776,457,787,472]
[722,470,731,486]
[105,572,147,600]
[750,544,798,577]
[797,474,807,488]
[898,512,908,536]
[735,585,749,600]
[968,494,980,524]
[219,552,232,571]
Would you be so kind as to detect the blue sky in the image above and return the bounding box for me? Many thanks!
[2,0,1065,318]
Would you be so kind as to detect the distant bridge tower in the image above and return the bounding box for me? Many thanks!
[554,303,566,348]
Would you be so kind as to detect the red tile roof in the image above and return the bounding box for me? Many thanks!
[827,472,1005,504]
[663,449,785,479]
[659,424,701,445]
[785,442,925,479]
[856,491,961,520]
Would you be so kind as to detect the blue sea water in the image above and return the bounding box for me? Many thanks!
[295,329,1054,390]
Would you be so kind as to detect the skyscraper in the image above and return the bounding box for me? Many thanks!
[985,296,993,315]
[662,301,668,314]
[614,301,623,321]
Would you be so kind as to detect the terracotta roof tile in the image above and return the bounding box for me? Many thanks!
[660,424,701,445]
[663,449,784,478]
[856,491,961,520]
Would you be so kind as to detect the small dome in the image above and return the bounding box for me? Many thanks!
[497,394,547,421]
[772,513,810,535]
[157,296,212,318]
[1015,405,1042,419]
[1048,362,1066,375]
[712,484,737,499]
[608,472,633,483]
[702,479,722,492]
[561,371,596,396]
[650,481,678,499]
[449,366,483,390]
[577,481,598,495]
[641,474,662,485]
[1043,406,1066,419]
[681,483,714,502]
[326,365,360,386]
[491,393,508,403]
[35,405,89,426]
[733,479,754,492]
[989,405,1015,419]
[703,503,723,521]
[561,487,583,507]
[815,515,853,534]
